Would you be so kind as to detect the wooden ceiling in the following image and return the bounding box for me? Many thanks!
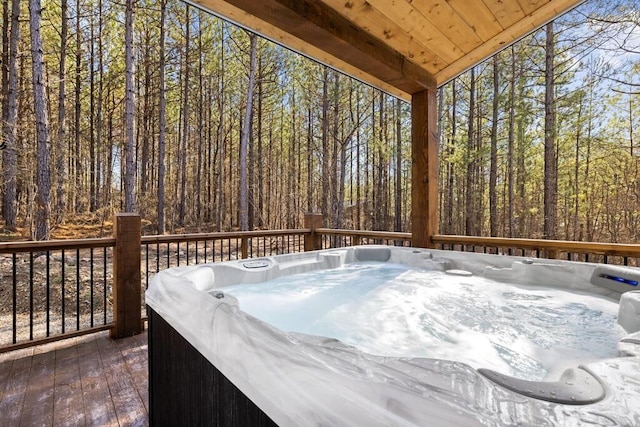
[190,0,585,100]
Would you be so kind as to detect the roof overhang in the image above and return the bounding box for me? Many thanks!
[189,0,585,101]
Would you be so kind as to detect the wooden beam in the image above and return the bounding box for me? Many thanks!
[111,213,142,339]
[304,213,323,251]
[436,0,584,84]
[411,88,438,248]
[192,0,435,97]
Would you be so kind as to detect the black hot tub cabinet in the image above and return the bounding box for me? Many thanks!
[146,246,640,426]
[148,307,277,426]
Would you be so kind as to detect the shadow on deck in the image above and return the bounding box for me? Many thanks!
[0,330,148,426]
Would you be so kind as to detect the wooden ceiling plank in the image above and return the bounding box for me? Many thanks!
[446,0,504,41]
[517,0,550,15]
[436,0,584,85]
[322,0,449,69]
[357,0,465,62]
[482,0,526,29]
[398,0,483,51]
[268,0,436,89]
[191,0,413,100]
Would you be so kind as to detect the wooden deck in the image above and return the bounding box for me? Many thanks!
[0,331,148,426]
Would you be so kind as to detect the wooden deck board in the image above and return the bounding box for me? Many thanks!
[53,339,85,426]
[0,331,148,426]
[97,335,148,426]
[0,348,33,425]
[20,350,56,426]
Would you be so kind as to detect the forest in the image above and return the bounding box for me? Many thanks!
[0,0,638,243]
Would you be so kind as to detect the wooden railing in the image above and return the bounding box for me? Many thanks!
[431,235,640,266]
[2,212,639,353]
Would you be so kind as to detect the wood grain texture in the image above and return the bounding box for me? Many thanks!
[96,335,148,426]
[53,340,86,427]
[0,348,33,424]
[111,213,142,339]
[191,0,582,92]
[0,329,148,426]
[19,350,55,425]
[196,0,436,95]
[77,337,119,425]
[411,88,439,248]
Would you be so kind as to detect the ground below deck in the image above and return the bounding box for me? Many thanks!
[0,331,148,426]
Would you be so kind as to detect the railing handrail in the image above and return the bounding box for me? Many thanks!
[0,237,116,253]
[0,231,637,257]
[431,234,640,258]
[317,228,412,240]
[140,228,311,244]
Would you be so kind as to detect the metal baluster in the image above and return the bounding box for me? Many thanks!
[104,247,108,323]
[29,252,34,341]
[76,249,80,330]
[90,248,94,327]
[46,250,50,337]
[61,250,66,333]
[12,253,17,344]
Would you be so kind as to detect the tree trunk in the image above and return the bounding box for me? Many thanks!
[573,93,584,241]
[445,79,456,234]
[507,46,515,238]
[89,13,96,212]
[394,98,402,232]
[320,67,330,220]
[239,32,257,231]
[178,4,190,226]
[74,0,81,213]
[306,107,313,212]
[465,67,476,236]
[2,0,19,230]
[30,0,51,240]
[54,0,68,222]
[157,0,167,233]
[196,16,204,224]
[543,22,557,240]
[123,0,136,212]
[489,55,499,237]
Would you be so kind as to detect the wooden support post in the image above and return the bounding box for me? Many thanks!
[411,88,438,249]
[111,213,142,339]
[352,235,361,246]
[304,213,323,251]
[241,237,249,259]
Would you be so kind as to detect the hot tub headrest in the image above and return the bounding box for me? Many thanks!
[590,265,640,293]
[478,366,605,405]
[355,247,391,262]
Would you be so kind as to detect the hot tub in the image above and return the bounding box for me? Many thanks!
[146,246,640,426]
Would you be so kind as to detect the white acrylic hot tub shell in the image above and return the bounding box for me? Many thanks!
[146,246,640,426]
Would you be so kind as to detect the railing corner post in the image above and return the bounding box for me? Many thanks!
[304,213,323,251]
[111,212,142,339]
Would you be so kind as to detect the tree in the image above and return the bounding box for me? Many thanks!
[489,55,499,237]
[2,0,19,230]
[544,21,557,240]
[55,0,69,222]
[157,0,167,233]
[178,4,190,226]
[239,32,257,231]
[123,0,136,212]
[465,67,476,236]
[30,0,52,240]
